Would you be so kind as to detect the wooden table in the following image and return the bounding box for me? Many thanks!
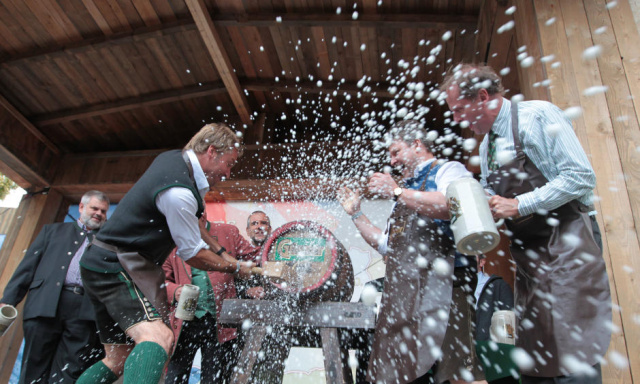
[219,299,376,384]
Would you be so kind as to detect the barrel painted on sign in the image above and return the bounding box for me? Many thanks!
[261,220,354,302]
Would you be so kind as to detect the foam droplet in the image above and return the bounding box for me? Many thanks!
[564,106,583,120]
[582,45,603,60]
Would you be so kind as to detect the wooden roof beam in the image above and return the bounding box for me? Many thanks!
[212,13,478,29]
[0,95,59,189]
[185,0,253,127]
[52,141,381,202]
[0,14,477,65]
[0,19,197,65]
[51,178,370,203]
[206,178,370,202]
[32,79,393,126]
[33,81,227,126]
[243,79,394,98]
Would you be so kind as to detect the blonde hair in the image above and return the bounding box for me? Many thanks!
[184,123,244,156]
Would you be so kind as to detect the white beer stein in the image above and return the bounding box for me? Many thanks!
[175,284,200,321]
[490,310,517,344]
[0,305,18,337]
[446,178,503,255]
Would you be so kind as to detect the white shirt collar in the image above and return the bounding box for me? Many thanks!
[491,97,511,137]
[76,219,90,232]
[185,149,210,199]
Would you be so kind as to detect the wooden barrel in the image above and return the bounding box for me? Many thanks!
[261,220,354,302]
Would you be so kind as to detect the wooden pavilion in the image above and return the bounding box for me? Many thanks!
[0,0,639,382]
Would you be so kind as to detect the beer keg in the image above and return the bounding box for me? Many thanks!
[261,220,354,302]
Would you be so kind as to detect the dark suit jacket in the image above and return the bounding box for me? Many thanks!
[1,222,96,321]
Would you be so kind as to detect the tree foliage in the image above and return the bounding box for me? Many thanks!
[0,174,18,201]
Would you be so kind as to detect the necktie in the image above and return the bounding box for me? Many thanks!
[487,131,500,171]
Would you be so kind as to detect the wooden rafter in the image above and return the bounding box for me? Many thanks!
[0,19,197,64]
[32,81,226,126]
[243,79,393,97]
[0,94,59,188]
[0,95,58,154]
[51,141,380,202]
[31,79,393,126]
[212,13,477,29]
[185,0,253,126]
[206,178,367,202]
[0,14,477,65]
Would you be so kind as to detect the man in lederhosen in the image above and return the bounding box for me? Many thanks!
[338,121,486,384]
[442,63,612,384]
[76,123,255,384]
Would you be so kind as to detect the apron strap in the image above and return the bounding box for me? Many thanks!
[418,159,439,192]
[510,100,526,161]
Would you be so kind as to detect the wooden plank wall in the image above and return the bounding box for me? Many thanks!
[629,0,640,35]
[0,208,18,236]
[513,0,640,382]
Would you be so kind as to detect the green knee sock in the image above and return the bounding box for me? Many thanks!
[123,341,168,384]
[76,360,119,383]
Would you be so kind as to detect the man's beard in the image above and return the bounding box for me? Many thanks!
[251,236,266,247]
[81,212,103,230]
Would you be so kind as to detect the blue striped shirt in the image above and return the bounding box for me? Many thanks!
[479,98,596,216]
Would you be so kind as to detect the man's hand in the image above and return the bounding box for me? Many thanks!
[246,287,265,299]
[337,187,362,215]
[489,195,520,219]
[175,286,182,302]
[367,173,399,199]
[237,261,254,279]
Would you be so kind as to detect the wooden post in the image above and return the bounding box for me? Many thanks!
[232,326,268,383]
[0,190,65,383]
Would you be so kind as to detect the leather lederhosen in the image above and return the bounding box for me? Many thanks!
[486,103,611,377]
[91,238,171,323]
[367,162,456,384]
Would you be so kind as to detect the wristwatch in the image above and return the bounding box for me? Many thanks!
[393,187,403,201]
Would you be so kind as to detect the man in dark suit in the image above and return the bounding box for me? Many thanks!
[1,190,110,384]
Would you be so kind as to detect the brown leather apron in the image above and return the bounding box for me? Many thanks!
[486,103,611,377]
[367,165,456,384]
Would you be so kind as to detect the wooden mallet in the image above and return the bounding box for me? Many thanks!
[251,261,284,280]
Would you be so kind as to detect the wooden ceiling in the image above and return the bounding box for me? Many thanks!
[0,0,523,201]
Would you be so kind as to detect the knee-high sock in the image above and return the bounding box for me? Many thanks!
[123,341,168,384]
[76,360,118,384]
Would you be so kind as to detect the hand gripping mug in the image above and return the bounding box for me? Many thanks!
[175,284,200,321]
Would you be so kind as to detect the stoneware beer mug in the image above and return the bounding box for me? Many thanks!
[490,310,516,345]
[0,304,18,337]
[175,284,200,321]
[446,178,503,255]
